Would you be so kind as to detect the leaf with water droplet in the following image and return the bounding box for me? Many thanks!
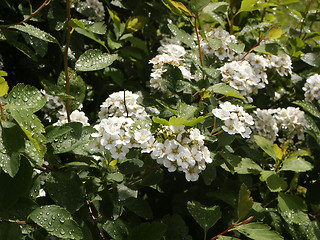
[10,23,60,45]
[75,49,118,71]
[235,222,283,240]
[29,205,83,239]
[45,171,85,214]
[0,122,25,177]
[7,83,46,113]
[187,201,221,233]
[167,24,194,48]
[57,69,86,112]
[278,193,309,225]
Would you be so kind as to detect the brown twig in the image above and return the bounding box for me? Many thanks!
[193,14,205,81]
[241,37,268,61]
[0,103,5,121]
[210,216,253,240]
[0,0,50,28]
[86,197,106,240]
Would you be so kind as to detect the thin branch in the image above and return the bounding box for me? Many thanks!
[210,216,253,240]
[0,0,51,28]
[241,37,268,61]
[193,15,205,80]
[86,197,106,240]
[123,90,129,117]
[0,103,5,121]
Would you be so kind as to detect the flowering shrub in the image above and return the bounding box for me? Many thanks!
[0,0,320,239]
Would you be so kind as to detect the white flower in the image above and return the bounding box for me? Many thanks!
[303,74,320,104]
[84,0,105,21]
[269,54,292,76]
[213,102,254,138]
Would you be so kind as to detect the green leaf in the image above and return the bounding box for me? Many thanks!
[293,100,320,119]
[161,214,192,240]
[7,83,47,113]
[300,53,320,67]
[24,140,43,167]
[74,28,107,49]
[237,183,253,220]
[126,16,147,32]
[177,102,198,120]
[253,43,286,56]
[57,69,86,112]
[207,83,245,99]
[281,157,313,172]
[103,219,129,240]
[29,205,83,239]
[190,0,211,12]
[152,116,169,125]
[162,0,192,16]
[206,38,222,51]
[227,42,245,54]
[0,71,8,97]
[116,183,138,202]
[75,49,118,72]
[10,23,59,45]
[0,222,22,240]
[168,115,207,127]
[167,24,194,48]
[235,222,283,240]
[187,201,221,232]
[124,198,153,220]
[201,163,216,186]
[254,135,277,161]
[267,26,282,39]
[0,197,38,221]
[237,0,277,14]
[162,64,184,92]
[260,171,287,192]
[50,122,95,154]
[9,107,46,157]
[278,193,309,225]
[118,159,144,175]
[0,158,33,210]
[128,222,167,240]
[220,153,262,175]
[45,125,73,143]
[0,122,25,177]
[45,171,86,214]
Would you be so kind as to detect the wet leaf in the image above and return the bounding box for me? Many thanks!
[29,205,83,239]
[235,222,283,240]
[187,201,221,232]
[75,49,118,71]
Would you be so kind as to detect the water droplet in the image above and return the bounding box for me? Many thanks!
[60,229,65,235]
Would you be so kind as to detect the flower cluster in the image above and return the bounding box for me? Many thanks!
[303,74,320,103]
[98,90,148,120]
[269,54,292,76]
[212,102,254,138]
[41,90,90,126]
[200,28,238,60]
[54,109,90,126]
[274,107,308,140]
[252,109,279,143]
[90,91,153,160]
[83,0,105,21]
[252,107,308,142]
[149,38,192,93]
[90,117,153,160]
[149,125,212,182]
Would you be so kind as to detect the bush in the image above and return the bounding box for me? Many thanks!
[0,0,320,239]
